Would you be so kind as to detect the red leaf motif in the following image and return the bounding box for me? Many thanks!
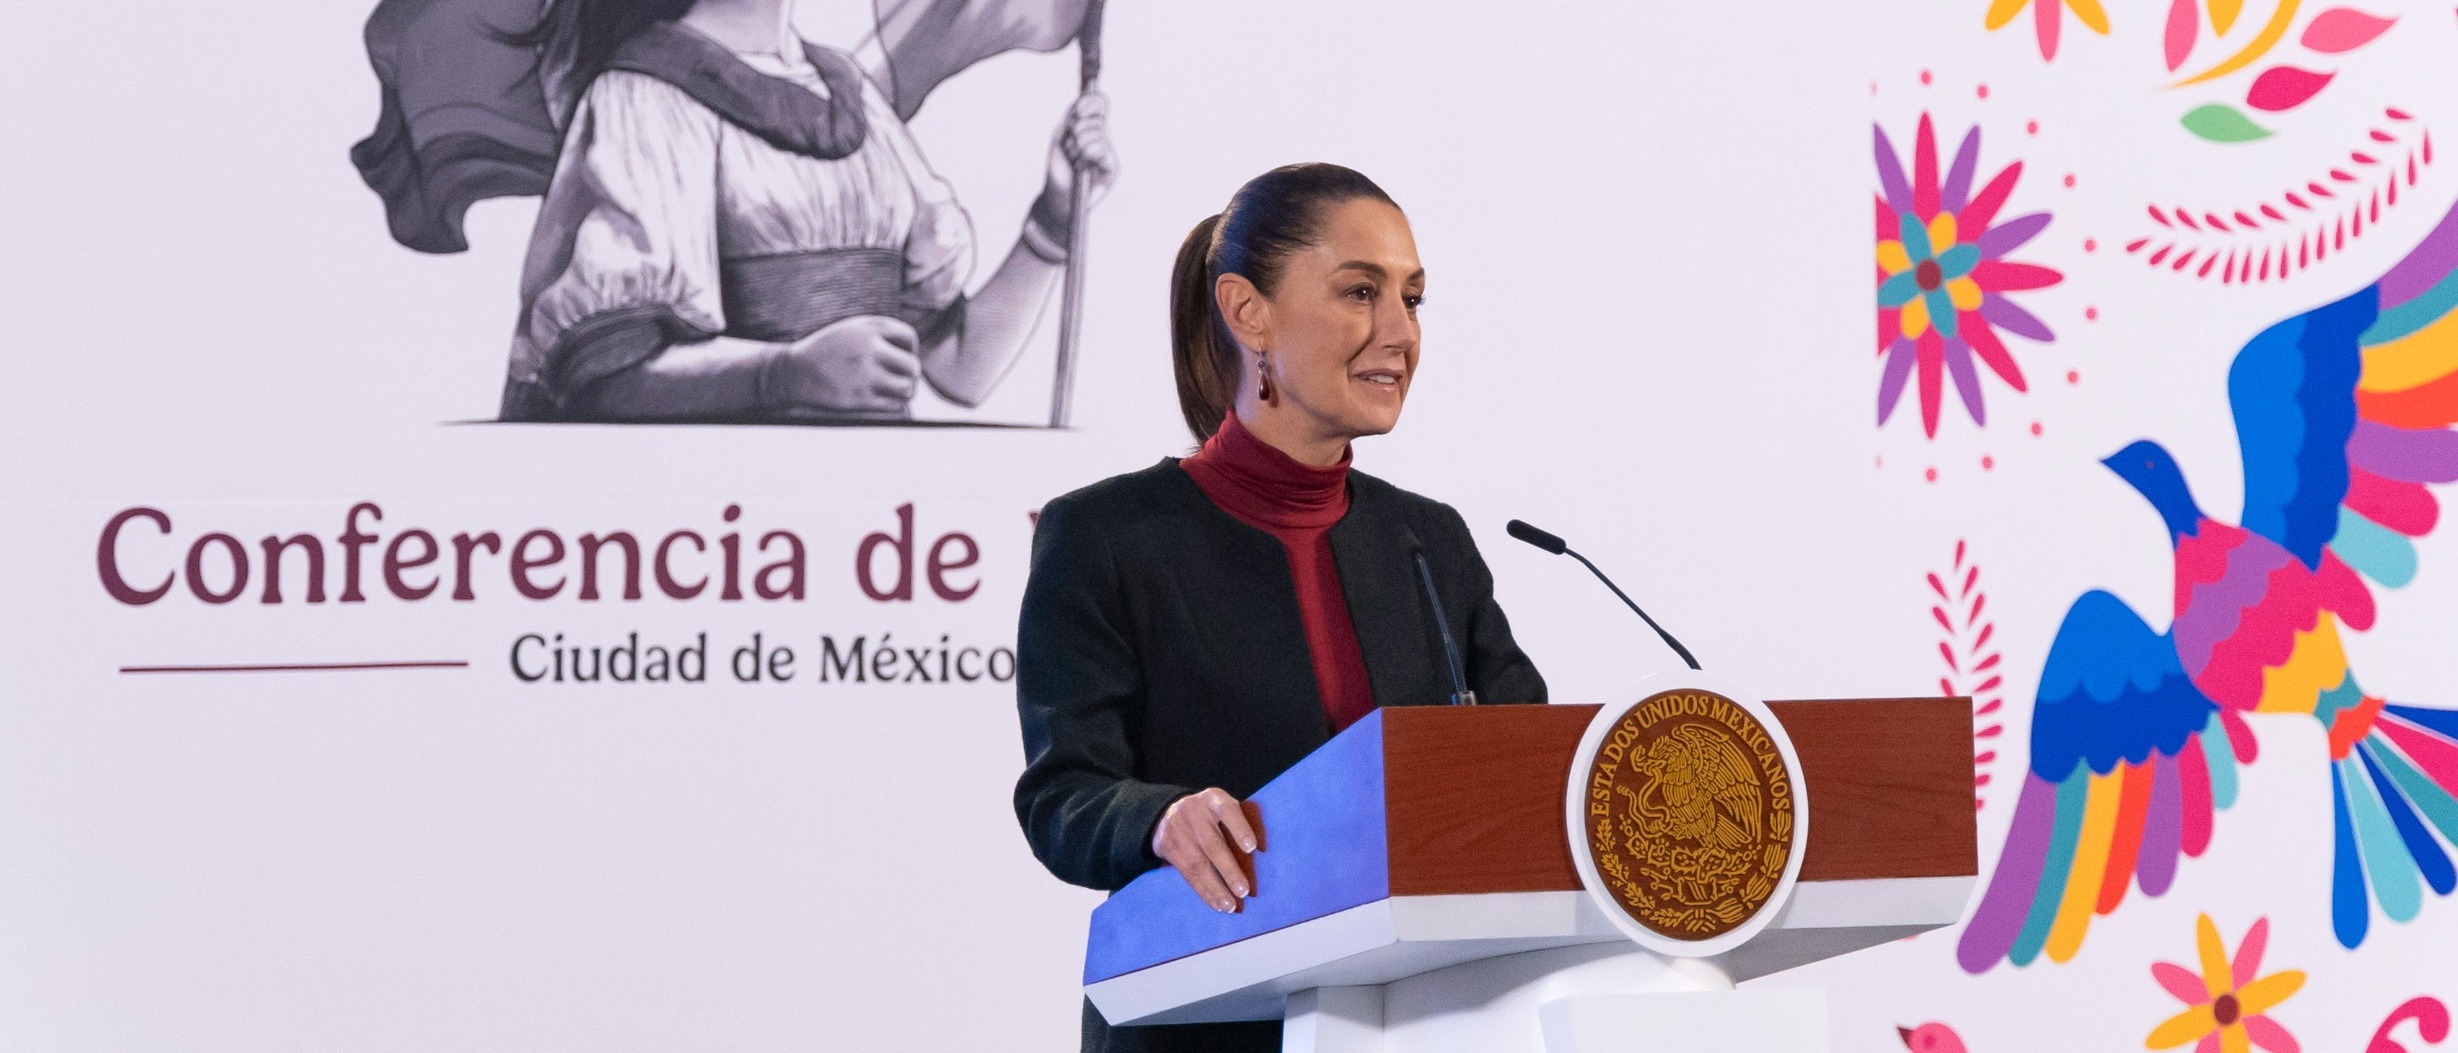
[2301,8,2396,53]
[1927,541,2002,811]
[2164,0,2198,71]
[2247,66,2336,113]
[1972,261,2064,291]
[1962,164,2023,231]
[1913,113,1940,218]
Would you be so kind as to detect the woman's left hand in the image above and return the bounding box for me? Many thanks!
[1033,91,1118,240]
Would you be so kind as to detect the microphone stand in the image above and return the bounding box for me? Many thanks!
[1506,519,1701,672]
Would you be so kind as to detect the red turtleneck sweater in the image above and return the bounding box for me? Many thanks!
[1180,412,1377,732]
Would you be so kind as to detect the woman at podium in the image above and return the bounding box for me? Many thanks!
[1013,162,1548,1053]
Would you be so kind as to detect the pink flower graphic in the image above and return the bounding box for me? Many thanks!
[2147,915,2305,1053]
[1875,114,2063,437]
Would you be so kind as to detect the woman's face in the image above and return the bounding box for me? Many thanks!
[1229,198,1424,444]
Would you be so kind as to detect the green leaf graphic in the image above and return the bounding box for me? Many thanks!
[2180,104,2274,143]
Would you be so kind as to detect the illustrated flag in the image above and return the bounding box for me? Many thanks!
[352,0,1098,253]
[869,0,1096,120]
[351,0,562,254]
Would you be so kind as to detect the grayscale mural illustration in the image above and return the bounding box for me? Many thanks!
[354,0,1115,424]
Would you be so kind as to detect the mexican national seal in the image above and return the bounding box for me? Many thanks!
[1580,689,1796,940]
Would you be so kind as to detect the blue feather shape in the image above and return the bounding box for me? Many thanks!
[2230,286,2378,568]
[2030,591,2217,782]
[2359,745,2458,896]
[2331,762,2372,948]
[2008,773,2089,967]
[2388,704,2458,740]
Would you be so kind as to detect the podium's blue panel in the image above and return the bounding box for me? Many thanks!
[1082,709,1392,984]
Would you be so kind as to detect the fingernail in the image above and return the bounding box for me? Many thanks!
[1234,884,1249,897]
[1241,839,1256,852]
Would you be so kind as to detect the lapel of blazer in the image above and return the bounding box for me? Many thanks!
[1330,479,1441,710]
[1150,461,1330,736]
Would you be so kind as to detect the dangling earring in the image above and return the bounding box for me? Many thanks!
[1256,349,1275,403]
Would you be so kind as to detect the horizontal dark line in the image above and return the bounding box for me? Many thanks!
[119,660,471,674]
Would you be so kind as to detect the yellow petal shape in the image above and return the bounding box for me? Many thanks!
[2196,915,2233,996]
[2066,0,2112,34]
[2359,309,2458,393]
[2258,616,2348,714]
[1929,213,1960,252]
[2047,768,2123,962]
[2208,0,2242,35]
[1878,240,1913,274]
[2238,970,2306,1015]
[1987,0,2033,29]
[2221,1024,2251,1053]
[2148,1005,2218,1049]
[1948,276,1983,311]
[2175,0,2301,87]
[1901,295,1932,338]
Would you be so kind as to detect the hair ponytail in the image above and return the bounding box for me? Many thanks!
[1166,162,1398,444]
[1170,213,1237,443]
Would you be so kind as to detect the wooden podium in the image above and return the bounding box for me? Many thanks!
[1082,678,1977,1053]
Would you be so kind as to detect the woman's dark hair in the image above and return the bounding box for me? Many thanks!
[1171,163,1398,443]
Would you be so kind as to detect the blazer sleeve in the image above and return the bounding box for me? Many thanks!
[1012,496,1198,891]
[1440,506,1549,705]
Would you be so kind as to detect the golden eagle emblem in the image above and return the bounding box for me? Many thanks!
[1580,690,1796,940]
[1632,723,1764,851]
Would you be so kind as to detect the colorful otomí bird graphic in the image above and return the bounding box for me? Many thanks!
[1958,199,2458,972]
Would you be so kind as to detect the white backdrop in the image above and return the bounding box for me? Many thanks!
[3,1,2454,1049]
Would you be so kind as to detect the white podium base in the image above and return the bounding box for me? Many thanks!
[1282,943,1829,1053]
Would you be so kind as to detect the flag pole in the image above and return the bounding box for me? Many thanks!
[1048,0,1105,429]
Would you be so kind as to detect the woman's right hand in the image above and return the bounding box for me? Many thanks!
[1152,788,1261,913]
[765,315,922,413]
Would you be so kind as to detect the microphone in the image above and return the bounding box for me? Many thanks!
[1401,527,1477,706]
[1505,519,1701,671]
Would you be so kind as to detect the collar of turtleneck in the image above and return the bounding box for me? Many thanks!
[1180,410,1352,531]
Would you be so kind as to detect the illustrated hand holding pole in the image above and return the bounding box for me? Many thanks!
[1047,0,1107,429]
[1035,91,1117,238]
[1152,788,1261,913]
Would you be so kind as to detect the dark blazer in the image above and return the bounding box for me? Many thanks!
[1013,459,1547,1053]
